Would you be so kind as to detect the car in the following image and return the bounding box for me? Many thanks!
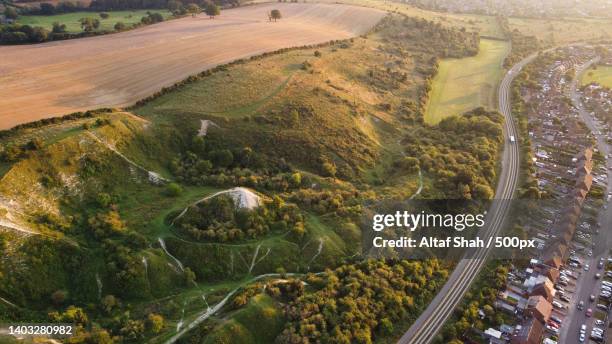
[595,320,605,326]
[548,321,560,329]
[579,333,585,342]
[581,324,587,334]
[585,264,590,271]
[578,301,585,310]
[595,273,602,279]
[550,316,563,324]
[592,327,604,334]
[597,304,608,311]
[586,308,593,317]
[546,325,559,334]
[558,280,568,286]
[561,295,571,302]
[598,260,604,269]
[590,294,596,302]
[553,301,564,309]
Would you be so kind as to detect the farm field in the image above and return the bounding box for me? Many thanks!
[307,0,506,38]
[424,38,510,124]
[0,2,385,130]
[581,65,612,88]
[17,10,174,32]
[508,16,612,45]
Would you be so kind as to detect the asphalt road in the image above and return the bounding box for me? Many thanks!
[560,57,612,344]
[397,53,534,344]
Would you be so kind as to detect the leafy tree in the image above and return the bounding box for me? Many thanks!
[114,22,127,31]
[184,267,196,286]
[146,313,164,334]
[79,17,100,32]
[322,161,336,177]
[120,319,145,341]
[52,22,67,33]
[101,295,118,314]
[165,183,183,197]
[204,3,220,19]
[5,7,18,20]
[30,27,49,42]
[270,9,281,22]
[186,3,201,16]
[51,290,67,306]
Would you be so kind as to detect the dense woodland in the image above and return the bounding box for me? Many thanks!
[403,107,503,199]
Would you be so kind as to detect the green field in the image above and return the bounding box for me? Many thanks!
[424,38,510,124]
[581,65,612,88]
[17,10,173,33]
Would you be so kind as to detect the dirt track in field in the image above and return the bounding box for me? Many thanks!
[0,3,385,129]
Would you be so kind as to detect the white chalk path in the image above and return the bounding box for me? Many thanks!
[0,218,38,236]
[171,187,261,225]
[197,120,219,137]
[409,169,423,200]
[158,238,185,272]
[165,272,323,344]
[86,131,169,184]
[176,300,187,332]
[95,273,103,300]
[307,238,324,271]
[0,296,18,308]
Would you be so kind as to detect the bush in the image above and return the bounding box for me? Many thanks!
[165,183,183,197]
[99,12,110,19]
[114,22,127,31]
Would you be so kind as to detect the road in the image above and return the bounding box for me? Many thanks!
[397,53,534,344]
[560,56,612,343]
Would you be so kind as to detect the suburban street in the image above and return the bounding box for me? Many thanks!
[559,58,612,343]
[397,51,532,344]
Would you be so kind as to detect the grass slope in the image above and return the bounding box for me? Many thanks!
[424,39,509,124]
[581,65,612,88]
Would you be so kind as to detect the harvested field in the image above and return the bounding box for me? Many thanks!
[0,3,385,129]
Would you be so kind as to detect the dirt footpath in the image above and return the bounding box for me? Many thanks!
[0,3,385,129]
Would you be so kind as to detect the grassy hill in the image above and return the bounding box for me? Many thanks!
[0,13,503,344]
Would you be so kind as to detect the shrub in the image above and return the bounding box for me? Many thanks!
[165,183,183,197]
[114,22,127,31]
